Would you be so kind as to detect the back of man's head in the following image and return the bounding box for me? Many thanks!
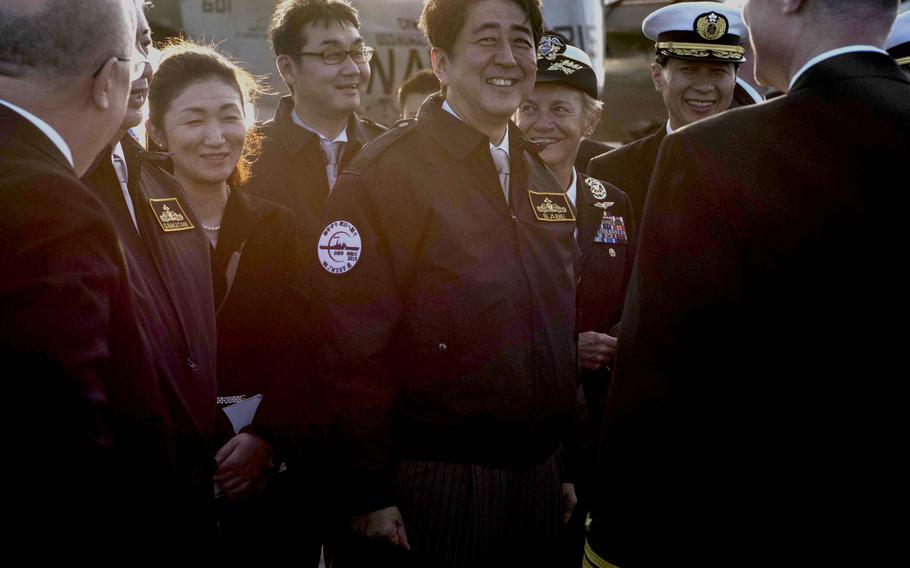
[0,0,133,87]
[746,0,898,92]
[398,69,440,114]
[814,0,899,37]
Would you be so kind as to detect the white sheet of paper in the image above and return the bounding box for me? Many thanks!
[222,394,263,434]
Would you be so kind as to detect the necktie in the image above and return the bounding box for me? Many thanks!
[111,152,139,231]
[491,147,510,203]
[323,141,345,191]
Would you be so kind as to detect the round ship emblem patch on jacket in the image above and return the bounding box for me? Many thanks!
[318,220,362,275]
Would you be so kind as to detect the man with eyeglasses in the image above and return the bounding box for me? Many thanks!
[80,0,220,547]
[0,0,185,554]
[243,1,385,563]
[247,0,385,259]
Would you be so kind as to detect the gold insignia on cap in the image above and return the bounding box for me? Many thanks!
[585,177,608,200]
[528,190,576,222]
[548,59,583,75]
[655,42,745,60]
[695,12,728,41]
[149,198,194,232]
[538,35,565,61]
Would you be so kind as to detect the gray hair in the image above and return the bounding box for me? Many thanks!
[0,0,134,81]
[582,93,604,132]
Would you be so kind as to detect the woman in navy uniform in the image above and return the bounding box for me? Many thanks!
[147,42,316,563]
[516,31,636,565]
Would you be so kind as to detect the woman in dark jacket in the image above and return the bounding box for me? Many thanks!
[147,41,318,562]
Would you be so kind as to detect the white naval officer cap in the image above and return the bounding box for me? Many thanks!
[643,1,747,64]
[887,11,910,69]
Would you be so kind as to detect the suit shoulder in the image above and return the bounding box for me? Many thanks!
[589,134,652,170]
[0,168,115,247]
[345,119,418,175]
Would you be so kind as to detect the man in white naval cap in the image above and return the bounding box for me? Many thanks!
[887,10,910,72]
[587,1,747,227]
[517,31,637,566]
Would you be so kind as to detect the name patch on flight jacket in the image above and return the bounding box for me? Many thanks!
[528,190,576,222]
[594,214,628,244]
[318,220,362,275]
[149,198,194,232]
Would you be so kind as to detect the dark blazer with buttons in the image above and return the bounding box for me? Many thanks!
[587,52,910,566]
[245,96,386,271]
[574,173,636,451]
[586,125,666,229]
[575,173,636,338]
[1,103,177,547]
[574,137,616,175]
[82,134,219,538]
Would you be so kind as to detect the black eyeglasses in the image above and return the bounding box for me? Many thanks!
[296,46,376,65]
[92,53,148,82]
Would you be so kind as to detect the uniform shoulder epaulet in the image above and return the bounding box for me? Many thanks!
[345,118,418,175]
[359,116,388,134]
[394,117,417,128]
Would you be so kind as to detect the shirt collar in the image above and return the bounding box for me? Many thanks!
[789,45,889,91]
[291,109,348,145]
[566,168,578,208]
[736,77,766,104]
[112,141,126,167]
[0,98,74,168]
[666,120,674,136]
[443,99,510,156]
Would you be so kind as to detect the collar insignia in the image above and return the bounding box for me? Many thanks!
[547,59,583,75]
[585,177,608,200]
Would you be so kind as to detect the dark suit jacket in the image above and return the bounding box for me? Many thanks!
[212,190,310,453]
[575,173,637,337]
[82,136,219,537]
[0,103,176,550]
[588,52,910,566]
[574,174,636,457]
[586,126,666,229]
[574,137,617,175]
[245,96,386,272]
